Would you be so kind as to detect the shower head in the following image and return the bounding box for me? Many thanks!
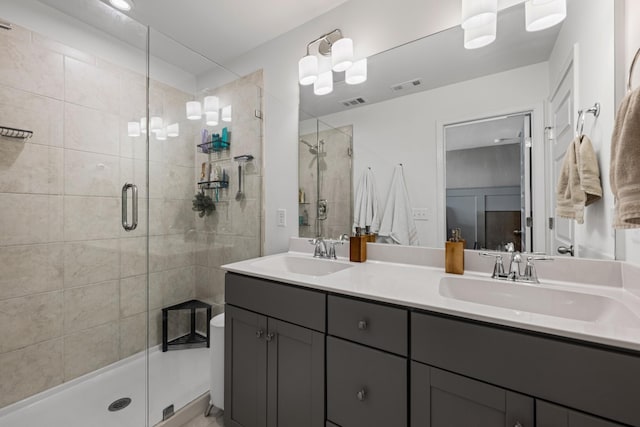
[299,138,320,154]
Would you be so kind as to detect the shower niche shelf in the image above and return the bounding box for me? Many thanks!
[197,179,229,190]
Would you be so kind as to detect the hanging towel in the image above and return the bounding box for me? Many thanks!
[353,168,380,232]
[377,165,419,246]
[556,137,602,224]
[611,88,640,228]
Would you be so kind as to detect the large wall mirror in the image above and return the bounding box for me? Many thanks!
[299,0,619,259]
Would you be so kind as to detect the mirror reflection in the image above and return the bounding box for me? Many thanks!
[299,0,617,259]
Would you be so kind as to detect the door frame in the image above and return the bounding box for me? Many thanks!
[436,102,546,252]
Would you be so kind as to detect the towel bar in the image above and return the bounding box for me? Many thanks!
[576,103,600,138]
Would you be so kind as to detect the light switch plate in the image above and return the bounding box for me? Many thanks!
[412,208,430,221]
[277,209,286,227]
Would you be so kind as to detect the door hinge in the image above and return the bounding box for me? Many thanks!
[526,217,532,227]
[254,109,263,120]
[548,217,554,230]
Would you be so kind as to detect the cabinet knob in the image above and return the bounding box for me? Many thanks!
[256,330,264,339]
[356,388,366,401]
[357,320,368,330]
[514,422,523,427]
[265,333,275,342]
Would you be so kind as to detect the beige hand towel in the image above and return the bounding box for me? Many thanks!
[611,88,640,228]
[578,135,602,207]
[556,136,602,224]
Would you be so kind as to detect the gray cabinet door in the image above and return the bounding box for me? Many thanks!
[267,318,325,427]
[225,305,268,427]
[537,401,626,427]
[411,362,534,427]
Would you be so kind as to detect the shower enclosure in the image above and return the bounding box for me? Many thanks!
[298,119,353,239]
[0,1,263,426]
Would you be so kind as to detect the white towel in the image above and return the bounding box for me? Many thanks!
[377,165,419,246]
[353,168,380,232]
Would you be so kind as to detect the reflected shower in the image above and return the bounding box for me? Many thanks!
[299,138,324,154]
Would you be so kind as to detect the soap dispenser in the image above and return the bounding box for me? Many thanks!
[445,228,465,274]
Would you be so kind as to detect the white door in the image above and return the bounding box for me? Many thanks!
[548,61,576,256]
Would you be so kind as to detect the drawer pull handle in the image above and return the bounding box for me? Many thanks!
[256,330,264,339]
[357,320,368,330]
[265,333,275,342]
[514,423,523,427]
[356,388,366,401]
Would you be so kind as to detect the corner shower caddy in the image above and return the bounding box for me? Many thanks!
[197,129,230,193]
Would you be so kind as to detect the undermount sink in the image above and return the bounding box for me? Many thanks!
[250,255,353,277]
[439,276,639,323]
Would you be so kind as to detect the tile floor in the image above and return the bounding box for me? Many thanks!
[179,412,223,427]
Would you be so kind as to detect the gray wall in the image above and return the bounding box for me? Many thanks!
[446,144,520,189]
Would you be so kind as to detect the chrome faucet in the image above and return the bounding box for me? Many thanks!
[480,250,552,284]
[310,236,347,259]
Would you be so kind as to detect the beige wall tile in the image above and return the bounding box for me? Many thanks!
[63,321,118,381]
[0,291,63,353]
[148,309,162,347]
[63,196,120,241]
[63,280,118,333]
[119,312,146,358]
[120,236,147,278]
[0,85,63,147]
[32,33,96,65]
[0,339,63,407]
[0,34,64,99]
[64,239,119,288]
[64,150,120,197]
[0,143,63,194]
[0,243,63,300]
[64,103,119,155]
[161,266,195,307]
[150,234,195,273]
[120,274,146,317]
[64,57,119,113]
[164,164,194,200]
[0,194,63,245]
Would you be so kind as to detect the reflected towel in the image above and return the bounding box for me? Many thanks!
[353,168,380,232]
[611,88,640,228]
[378,165,419,246]
[556,136,602,224]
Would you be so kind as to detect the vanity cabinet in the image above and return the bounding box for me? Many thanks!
[537,401,626,427]
[411,362,533,427]
[225,272,640,427]
[224,274,325,427]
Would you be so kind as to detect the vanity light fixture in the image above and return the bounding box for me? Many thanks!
[186,101,202,120]
[108,0,133,12]
[298,29,367,95]
[128,118,179,139]
[127,122,141,137]
[460,0,565,49]
[525,0,566,32]
[149,116,163,133]
[167,123,179,138]
[155,128,167,141]
[221,105,232,123]
[140,117,147,134]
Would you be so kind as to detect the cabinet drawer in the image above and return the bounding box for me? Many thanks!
[328,295,407,355]
[411,311,640,427]
[327,336,407,427]
[225,273,326,332]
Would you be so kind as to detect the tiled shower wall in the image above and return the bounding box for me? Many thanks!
[194,70,264,310]
[299,125,352,239]
[0,22,197,407]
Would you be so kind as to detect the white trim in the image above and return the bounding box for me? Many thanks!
[436,102,546,251]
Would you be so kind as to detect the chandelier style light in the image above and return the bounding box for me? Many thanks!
[298,29,367,96]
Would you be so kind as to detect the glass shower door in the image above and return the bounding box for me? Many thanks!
[0,1,150,426]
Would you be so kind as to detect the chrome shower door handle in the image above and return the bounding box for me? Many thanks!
[122,183,138,231]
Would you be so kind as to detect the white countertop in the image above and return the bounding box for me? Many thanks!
[222,251,640,352]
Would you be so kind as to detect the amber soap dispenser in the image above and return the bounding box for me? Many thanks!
[445,228,464,274]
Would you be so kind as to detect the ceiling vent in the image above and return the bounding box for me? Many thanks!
[340,97,367,107]
[390,79,422,92]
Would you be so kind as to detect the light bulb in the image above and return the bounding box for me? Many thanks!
[461,0,498,29]
[155,128,167,141]
[298,55,318,86]
[186,101,202,120]
[167,123,179,137]
[127,122,140,137]
[149,116,163,133]
[331,38,354,72]
[221,105,232,122]
[140,117,147,134]
[203,96,219,113]
[314,70,333,95]
[464,17,497,49]
[525,0,566,32]
[206,112,219,126]
[346,58,367,85]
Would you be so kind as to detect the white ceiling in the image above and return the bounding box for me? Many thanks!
[445,114,525,151]
[37,0,351,71]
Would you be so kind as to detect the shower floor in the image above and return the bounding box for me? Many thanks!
[0,346,210,427]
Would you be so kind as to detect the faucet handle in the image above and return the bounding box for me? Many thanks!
[479,252,506,278]
[523,256,553,283]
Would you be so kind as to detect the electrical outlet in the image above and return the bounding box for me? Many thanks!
[277,209,286,227]
[412,208,430,221]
